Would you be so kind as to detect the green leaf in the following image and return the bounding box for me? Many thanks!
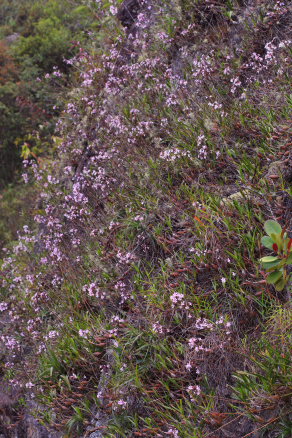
[264,220,282,237]
[260,256,279,262]
[261,236,274,249]
[286,253,292,264]
[271,233,283,251]
[266,271,282,284]
[274,278,286,291]
[283,237,290,251]
[263,260,282,270]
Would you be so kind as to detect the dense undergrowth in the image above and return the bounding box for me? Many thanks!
[0,0,292,437]
[0,0,99,189]
[0,0,100,246]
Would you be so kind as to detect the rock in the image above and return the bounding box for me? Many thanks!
[84,350,114,438]
[0,388,20,437]
[20,413,61,438]
[221,189,252,206]
[220,187,265,207]
[86,412,109,438]
[87,432,103,438]
[0,391,15,409]
[0,390,61,438]
[263,160,292,183]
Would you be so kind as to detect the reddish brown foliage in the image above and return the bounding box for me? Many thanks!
[0,41,18,85]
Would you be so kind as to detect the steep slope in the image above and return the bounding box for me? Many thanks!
[0,0,292,437]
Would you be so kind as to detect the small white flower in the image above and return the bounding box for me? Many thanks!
[78,329,90,339]
[110,6,117,14]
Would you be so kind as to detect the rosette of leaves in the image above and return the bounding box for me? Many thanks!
[260,220,292,292]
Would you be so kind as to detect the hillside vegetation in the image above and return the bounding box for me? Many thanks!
[0,0,98,245]
[0,0,292,437]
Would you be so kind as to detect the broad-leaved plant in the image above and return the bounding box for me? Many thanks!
[260,220,292,292]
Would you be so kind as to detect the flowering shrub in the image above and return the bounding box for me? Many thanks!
[0,0,292,437]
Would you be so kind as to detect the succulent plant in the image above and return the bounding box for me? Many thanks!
[260,220,292,292]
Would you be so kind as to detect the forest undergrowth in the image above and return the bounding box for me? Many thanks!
[0,0,292,437]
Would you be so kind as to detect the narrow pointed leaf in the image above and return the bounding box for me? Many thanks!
[283,238,289,251]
